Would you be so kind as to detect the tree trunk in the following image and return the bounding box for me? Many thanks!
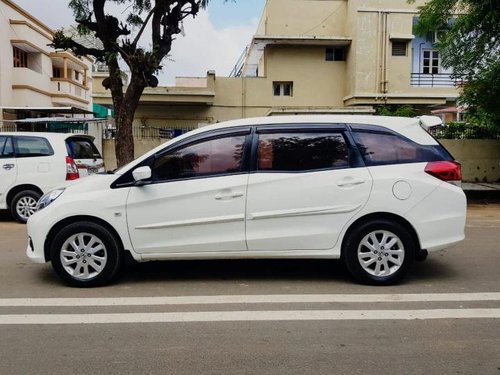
[114,77,146,168]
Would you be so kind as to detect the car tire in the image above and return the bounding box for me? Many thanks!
[11,190,41,223]
[343,219,415,285]
[50,221,122,287]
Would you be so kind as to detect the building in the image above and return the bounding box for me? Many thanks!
[0,0,94,125]
[92,0,461,136]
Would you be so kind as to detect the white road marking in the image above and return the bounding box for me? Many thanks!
[0,309,499,325]
[1,293,500,307]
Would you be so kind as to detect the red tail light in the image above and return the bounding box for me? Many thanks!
[425,161,462,185]
[65,156,80,180]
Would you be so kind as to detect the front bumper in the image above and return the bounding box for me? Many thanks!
[26,208,55,264]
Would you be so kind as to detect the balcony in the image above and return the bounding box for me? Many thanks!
[411,73,465,88]
[50,79,90,107]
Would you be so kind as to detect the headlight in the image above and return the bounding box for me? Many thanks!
[36,189,65,211]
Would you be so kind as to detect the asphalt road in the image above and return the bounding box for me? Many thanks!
[0,204,499,374]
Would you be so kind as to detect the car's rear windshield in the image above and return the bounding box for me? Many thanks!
[66,137,101,159]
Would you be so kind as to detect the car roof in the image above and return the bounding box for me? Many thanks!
[167,115,437,146]
[206,115,421,129]
[0,132,94,141]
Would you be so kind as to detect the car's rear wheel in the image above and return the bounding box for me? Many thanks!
[11,190,41,223]
[343,219,415,285]
[50,222,122,287]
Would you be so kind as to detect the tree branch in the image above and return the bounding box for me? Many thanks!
[132,7,156,47]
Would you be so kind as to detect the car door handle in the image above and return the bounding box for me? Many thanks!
[337,177,365,187]
[214,191,244,200]
[2,164,15,171]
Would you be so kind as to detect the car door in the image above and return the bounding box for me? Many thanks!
[0,136,16,208]
[13,135,59,189]
[245,126,373,251]
[126,128,251,254]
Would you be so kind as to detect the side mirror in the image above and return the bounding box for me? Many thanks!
[132,166,152,184]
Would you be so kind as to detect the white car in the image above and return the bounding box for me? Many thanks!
[26,115,466,287]
[0,132,104,223]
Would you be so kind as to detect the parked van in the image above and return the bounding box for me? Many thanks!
[0,132,104,222]
[26,116,466,286]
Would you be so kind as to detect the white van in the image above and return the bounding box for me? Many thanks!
[26,115,466,287]
[0,132,104,223]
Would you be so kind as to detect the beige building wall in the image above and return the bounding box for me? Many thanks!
[93,0,462,128]
[257,0,348,36]
[93,0,468,165]
[0,0,93,122]
[440,140,500,182]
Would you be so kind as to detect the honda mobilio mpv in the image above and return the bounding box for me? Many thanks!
[26,115,466,287]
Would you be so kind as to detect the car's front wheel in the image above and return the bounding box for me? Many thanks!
[343,219,415,285]
[50,222,122,287]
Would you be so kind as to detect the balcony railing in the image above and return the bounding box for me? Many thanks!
[411,73,465,87]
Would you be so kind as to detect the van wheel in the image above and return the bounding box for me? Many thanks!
[50,222,122,287]
[11,190,41,223]
[343,220,415,285]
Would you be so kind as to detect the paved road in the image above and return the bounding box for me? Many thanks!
[0,205,499,374]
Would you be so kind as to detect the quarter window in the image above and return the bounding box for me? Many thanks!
[352,131,451,166]
[0,136,14,158]
[153,135,246,181]
[257,132,349,172]
[13,136,53,158]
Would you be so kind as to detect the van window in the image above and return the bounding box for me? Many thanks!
[351,131,452,166]
[257,132,349,172]
[13,136,54,158]
[0,136,14,158]
[66,138,101,159]
[153,135,246,181]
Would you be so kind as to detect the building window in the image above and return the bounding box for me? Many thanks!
[422,49,440,74]
[392,41,407,56]
[74,71,80,81]
[273,82,293,96]
[325,47,346,61]
[53,67,62,78]
[12,46,28,68]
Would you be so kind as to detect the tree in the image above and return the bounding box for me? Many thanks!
[411,0,500,128]
[375,105,416,117]
[52,0,210,167]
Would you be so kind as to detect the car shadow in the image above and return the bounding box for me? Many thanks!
[119,258,353,284]
[0,210,13,222]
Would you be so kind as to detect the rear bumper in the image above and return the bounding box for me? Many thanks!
[407,182,467,252]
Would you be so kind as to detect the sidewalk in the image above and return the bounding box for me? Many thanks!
[462,182,500,201]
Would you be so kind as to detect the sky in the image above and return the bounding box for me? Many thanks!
[13,0,266,84]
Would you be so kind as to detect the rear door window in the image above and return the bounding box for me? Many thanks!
[66,138,101,159]
[13,136,53,158]
[351,131,452,166]
[257,132,349,172]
